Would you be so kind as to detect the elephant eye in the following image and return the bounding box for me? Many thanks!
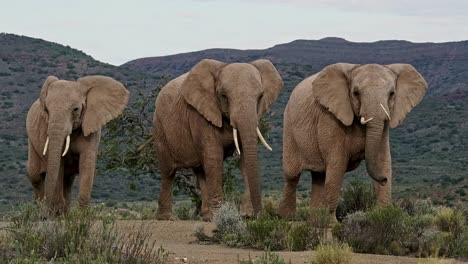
[389,91,395,97]
[73,107,79,112]
[353,90,360,96]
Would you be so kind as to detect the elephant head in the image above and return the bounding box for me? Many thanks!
[312,63,427,185]
[39,75,129,211]
[180,59,283,214]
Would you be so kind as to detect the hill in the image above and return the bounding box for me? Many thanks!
[0,34,467,209]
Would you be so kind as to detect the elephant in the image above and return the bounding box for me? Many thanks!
[279,63,427,221]
[26,75,129,214]
[153,59,283,221]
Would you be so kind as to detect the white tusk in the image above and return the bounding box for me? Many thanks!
[256,127,272,151]
[380,104,391,120]
[42,137,49,156]
[360,117,374,125]
[62,135,70,157]
[233,128,241,155]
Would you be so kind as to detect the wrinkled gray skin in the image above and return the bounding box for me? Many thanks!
[153,59,283,221]
[26,76,129,215]
[279,63,428,221]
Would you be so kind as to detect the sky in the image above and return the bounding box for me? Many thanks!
[1,0,467,65]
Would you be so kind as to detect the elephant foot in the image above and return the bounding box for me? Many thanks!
[240,202,254,218]
[279,200,296,220]
[157,211,175,221]
[201,211,213,222]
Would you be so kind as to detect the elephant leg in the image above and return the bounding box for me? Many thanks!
[310,171,326,208]
[63,173,75,213]
[193,167,210,221]
[202,147,224,221]
[157,163,176,220]
[279,172,301,220]
[27,141,45,201]
[240,167,254,217]
[324,161,347,223]
[77,150,97,208]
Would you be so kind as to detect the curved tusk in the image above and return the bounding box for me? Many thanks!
[256,127,272,151]
[233,128,241,155]
[42,137,49,156]
[62,135,70,157]
[360,117,374,125]
[380,103,391,120]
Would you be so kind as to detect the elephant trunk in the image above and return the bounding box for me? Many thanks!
[44,126,67,213]
[239,126,262,215]
[365,121,388,186]
[233,103,263,216]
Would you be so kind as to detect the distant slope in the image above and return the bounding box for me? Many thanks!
[123,37,468,98]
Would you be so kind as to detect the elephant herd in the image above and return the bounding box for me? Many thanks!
[25,59,428,222]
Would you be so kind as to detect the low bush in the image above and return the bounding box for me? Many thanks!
[174,201,193,220]
[246,213,290,250]
[334,202,468,258]
[213,202,246,241]
[238,249,289,264]
[336,179,376,221]
[0,203,169,263]
[310,242,353,264]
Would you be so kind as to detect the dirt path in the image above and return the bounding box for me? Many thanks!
[115,220,463,264]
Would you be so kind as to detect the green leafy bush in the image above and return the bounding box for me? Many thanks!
[174,201,193,220]
[246,213,290,250]
[334,205,409,255]
[336,179,376,221]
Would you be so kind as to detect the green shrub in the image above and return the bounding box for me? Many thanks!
[334,205,409,255]
[336,179,376,221]
[174,200,193,220]
[433,207,465,234]
[287,222,310,251]
[310,242,352,264]
[246,213,290,250]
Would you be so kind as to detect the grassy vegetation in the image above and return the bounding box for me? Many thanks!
[0,203,169,263]
[311,242,353,264]
[195,181,468,261]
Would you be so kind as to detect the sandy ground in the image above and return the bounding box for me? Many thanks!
[115,220,465,264]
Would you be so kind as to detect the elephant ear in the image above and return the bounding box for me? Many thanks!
[181,59,226,128]
[386,64,428,128]
[78,76,130,136]
[312,63,358,126]
[39,76,59,111]
[250,59,283,116]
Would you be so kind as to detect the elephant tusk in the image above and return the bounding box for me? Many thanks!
[233,128,241,155]
[380,103,391,120]
[360,117,374,125]
[42,137,49,155]
[62,135,70,157]
[256,127,272,151]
